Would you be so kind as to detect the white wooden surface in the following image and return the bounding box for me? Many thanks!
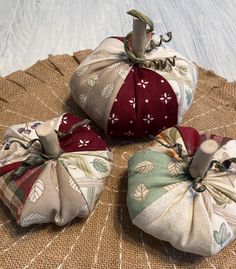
[0,0,236,81]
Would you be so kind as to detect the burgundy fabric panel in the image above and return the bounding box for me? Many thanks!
[177,126,201,156]
[200,133,232,148]
[107,67,178,136]
[58,113,108,152]
[15,165,45,220]
[14,165,44,196]
[0,161,22,177]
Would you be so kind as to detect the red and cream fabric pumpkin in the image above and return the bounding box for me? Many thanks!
[127,126,236,256]
[70,10,198,136]
[0,113,113,227]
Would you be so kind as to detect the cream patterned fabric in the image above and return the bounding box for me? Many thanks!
[70,36,198,133]
[0,114,113,227]
[128,127,236,256]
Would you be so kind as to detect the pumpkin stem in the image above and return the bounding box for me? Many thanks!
[189,139,218,180]
[124,10,175,70]
[124,10,153,64]
[36,123,61,157]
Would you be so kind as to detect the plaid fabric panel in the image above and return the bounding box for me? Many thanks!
[0,163,45,220]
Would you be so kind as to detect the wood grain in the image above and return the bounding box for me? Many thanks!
[0,0,235,81]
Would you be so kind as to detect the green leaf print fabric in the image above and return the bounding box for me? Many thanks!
[127,126,236,256]
[128,150,187,219]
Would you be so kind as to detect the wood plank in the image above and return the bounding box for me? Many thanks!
[0,0,235,81]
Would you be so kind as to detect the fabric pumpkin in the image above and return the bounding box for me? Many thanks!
[70,10,198,136]
[127,126,236,256]
[0,113,113,227]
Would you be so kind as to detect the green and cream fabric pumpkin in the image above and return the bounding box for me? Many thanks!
[127,126,236,256]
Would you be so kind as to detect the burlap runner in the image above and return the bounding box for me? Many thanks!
[0,50,236,269]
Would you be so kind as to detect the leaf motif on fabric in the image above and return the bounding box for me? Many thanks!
[21,213,46,227]
[69,177,80,193]
[213,223,231,247]
[29,179,45,203]
[176,64,188,75]
[55,214,64,224]
[209,187,232,206]
[108,62,121,68]
[79,94,88,109]
[134,160,154,174]
[88,74,99,87]
[101,83,114,99]
[119,68,129,79]
[75,155,93,178]
[78,204,90,218]
[168,160,187,177]
[92,158,108,173]
[185,90,192,106]
[134,184,149,201]
[76,65,89,76]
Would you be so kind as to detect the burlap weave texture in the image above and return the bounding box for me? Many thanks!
[0,50,236,269]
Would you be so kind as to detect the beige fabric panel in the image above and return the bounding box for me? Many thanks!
[132,181,214,256]
[70,38,132,132]
[19,160,87,227]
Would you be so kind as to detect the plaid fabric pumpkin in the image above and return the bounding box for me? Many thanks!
[70,10,198,137]
[127,126,236,256]
[0,113,113,227]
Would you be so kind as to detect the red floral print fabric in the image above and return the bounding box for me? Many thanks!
[58,113,108,152]
[107,67,178,136]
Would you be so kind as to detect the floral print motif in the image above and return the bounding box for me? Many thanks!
[62,116,68,124]
[129,98,136,108]
[137,79,149,89]
[143,114,154,124]
[109,113,119,124]
[78,139,90,147]
[160,92,172,104]
[124,131,134,136]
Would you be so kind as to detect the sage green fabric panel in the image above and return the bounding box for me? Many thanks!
[127,149,188,219]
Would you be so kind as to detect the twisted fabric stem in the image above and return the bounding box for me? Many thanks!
[155,138,187,160]
[192,158,236,193]
[144,56,176,71]
[5,119,90,180]
[145,32,172,53]
[4,138,42,151]
[55,118,91,138]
